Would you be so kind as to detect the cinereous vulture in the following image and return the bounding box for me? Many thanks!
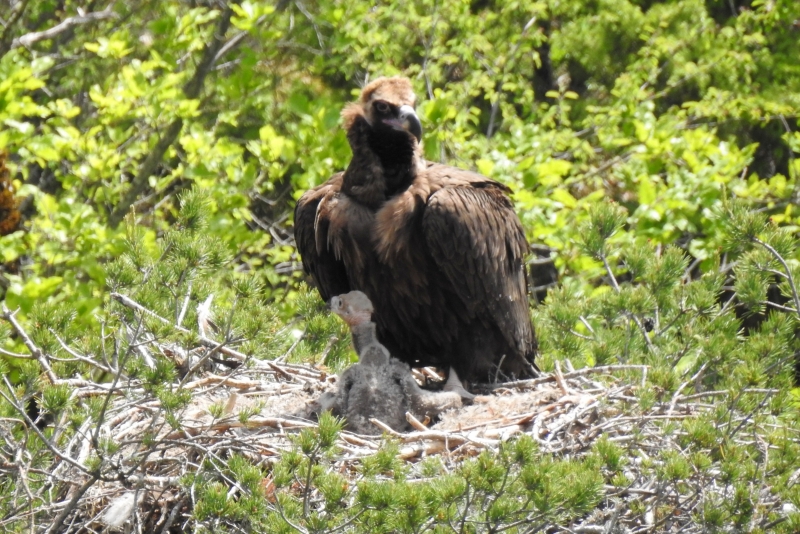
[294,76,538,383]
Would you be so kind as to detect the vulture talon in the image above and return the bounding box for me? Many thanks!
[443,367,476,403]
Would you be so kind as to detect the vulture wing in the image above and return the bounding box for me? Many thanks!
[293,174,350,301]
[421,166,536,363]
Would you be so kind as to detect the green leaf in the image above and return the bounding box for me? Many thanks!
[476,158,494,176]
[551,188,577,208]
[638,176,656,205]
[533,160,572,187]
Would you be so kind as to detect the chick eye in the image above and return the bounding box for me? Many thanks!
[375,101,390,114]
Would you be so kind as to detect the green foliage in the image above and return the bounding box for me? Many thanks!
[592,435,626,473]
[1,0,800,531]
[256,434,603,532]
[40,383,71,416]
[0,0,797,324]
[532,196,800,532]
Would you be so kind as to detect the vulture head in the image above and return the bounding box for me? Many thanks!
[341,77,425,196]
[329,290,374,327]
[342,77,422,146]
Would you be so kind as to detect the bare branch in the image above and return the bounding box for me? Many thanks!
[0,375,93,476]
[752,236,800,318]
[45,474,100,534]
[110,291,249,362]
[10,7,118,50]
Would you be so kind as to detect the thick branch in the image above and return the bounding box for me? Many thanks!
[45,474,100,534]
[107,5,234,228]
[9,7,117,50]
[182,6,234,101]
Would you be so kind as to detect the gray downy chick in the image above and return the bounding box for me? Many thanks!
[329,291,465,435]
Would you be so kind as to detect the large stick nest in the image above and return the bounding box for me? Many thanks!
[2,295,793,533]
[50,348,788,533]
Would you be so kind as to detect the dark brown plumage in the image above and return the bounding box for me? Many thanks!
[295,77,538,383]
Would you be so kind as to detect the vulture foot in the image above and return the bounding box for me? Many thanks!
[443,367,476,403]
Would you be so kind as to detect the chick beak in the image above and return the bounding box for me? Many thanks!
[329,297,341,311]
[383,104,422,142]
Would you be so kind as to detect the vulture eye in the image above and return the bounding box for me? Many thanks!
[375,101,390,114]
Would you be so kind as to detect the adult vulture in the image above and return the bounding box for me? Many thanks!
[294,77,538,383]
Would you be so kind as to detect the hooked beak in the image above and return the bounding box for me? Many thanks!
[382,105,422,142]
[328,296,341,311]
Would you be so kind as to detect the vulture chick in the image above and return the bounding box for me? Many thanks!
[328,291,464,435]
[295,77,538,384]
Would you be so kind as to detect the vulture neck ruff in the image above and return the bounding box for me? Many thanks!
[341,102,423,206]
[367,127,419,197]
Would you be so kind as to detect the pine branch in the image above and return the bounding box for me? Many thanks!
[752,236,800,318]
[0,375,93,476]
[600,252,657,354]
[1,303,57,383]
[110,291,248,361]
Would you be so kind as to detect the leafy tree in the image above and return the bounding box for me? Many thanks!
[0,0,797,317]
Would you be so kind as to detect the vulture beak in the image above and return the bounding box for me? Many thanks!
[329,296,341,311]
[383,105,422,142]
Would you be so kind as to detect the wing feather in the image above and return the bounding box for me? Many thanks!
[421,175,535,359]
[294,173,350,301]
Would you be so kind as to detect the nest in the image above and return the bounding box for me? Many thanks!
[4,294,792,532]
[54,355,757,533]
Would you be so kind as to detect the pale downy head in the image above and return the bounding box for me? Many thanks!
[329,290,374,327]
